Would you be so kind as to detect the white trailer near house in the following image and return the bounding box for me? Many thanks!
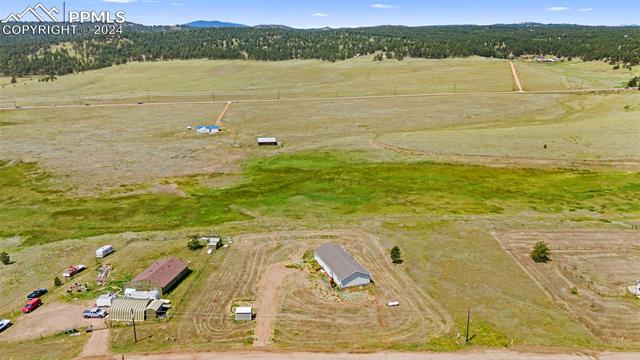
[96,245,114,258]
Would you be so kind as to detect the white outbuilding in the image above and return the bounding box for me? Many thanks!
[314,243,371,288]
[235,306,252,321]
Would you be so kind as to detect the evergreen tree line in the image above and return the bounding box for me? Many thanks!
[1,23,638,77]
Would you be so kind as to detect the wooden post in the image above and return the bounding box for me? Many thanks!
[212,91,215,102]
[13,97,17,108]
[131,309,137,343]
[465,308,471,344]
[147,93,150,103]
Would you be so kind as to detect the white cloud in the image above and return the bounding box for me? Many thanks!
[102,0,137,3]
[545,6,570,11]
[311,12,329,17]
[170,2,183,6]
[580,8,593,12]
[371,4,396,9]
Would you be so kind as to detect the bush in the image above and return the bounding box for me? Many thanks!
[0,251,10,265]
[628,76,640,88]
[187,238,203,250]
[390,245,403,264]
[531,241,551,263]
[54,276,63,287]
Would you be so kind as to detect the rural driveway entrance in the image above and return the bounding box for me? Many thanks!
[253,264,293,347]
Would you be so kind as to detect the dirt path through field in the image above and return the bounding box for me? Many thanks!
[215,101,233,126]
[253,263,293,347]
[77,328,110,359]
[510,61,524,92]
[110,350,640,360]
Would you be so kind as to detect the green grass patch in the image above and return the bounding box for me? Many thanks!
[1,151,639,245]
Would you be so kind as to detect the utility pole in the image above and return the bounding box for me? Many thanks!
[465,308,471,344]
[131,309,137,343]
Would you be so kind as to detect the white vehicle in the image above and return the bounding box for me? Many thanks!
[95,245,114,258]
[0,319,12,332]
[387,301,400,307]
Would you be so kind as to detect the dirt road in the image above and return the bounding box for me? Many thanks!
[215,101,233,126]
[510,61,524,92]
[107,350,640,360]
[253,264,292,347]
[77,328,111,359]
[1,87,635,112]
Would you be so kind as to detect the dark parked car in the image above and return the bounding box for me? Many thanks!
[27,288,47,299]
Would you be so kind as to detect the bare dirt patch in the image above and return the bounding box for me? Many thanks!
[493,230,640,343]
[1,302,105,341]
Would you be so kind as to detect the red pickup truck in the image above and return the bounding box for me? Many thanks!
[22,297,42,313]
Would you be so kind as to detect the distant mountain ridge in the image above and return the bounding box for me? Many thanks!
[183,20,247,28]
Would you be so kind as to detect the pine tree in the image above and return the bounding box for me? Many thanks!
[390,245,403,264]
[531,241,551,263]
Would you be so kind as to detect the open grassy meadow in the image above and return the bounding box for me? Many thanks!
[1,58,640,358]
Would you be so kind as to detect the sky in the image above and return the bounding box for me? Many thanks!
[0,0,638,27]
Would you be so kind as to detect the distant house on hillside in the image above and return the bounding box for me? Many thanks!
[314,243,371,288]
[128,257,188,295]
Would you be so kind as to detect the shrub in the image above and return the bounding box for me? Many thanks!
[54,276,63,287]
[0,251,10,265]
[390,245,403,264]
[187,238,203,250]
[531,241,551,263]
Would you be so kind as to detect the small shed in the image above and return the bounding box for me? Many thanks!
[145,299,165,320]
[257,137,278,146]
[235,306,252,321]
[196,125,220,134]
[110,298,151,322]
[96,293,116,307]
[96,245,113,258]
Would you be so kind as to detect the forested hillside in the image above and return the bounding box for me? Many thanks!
[1,23,638,78]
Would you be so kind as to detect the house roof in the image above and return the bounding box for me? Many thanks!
[235,306,252,314]
[196,125,220,130]
[132,257,188,289]
[315,243,370,282]
[145,299,164,312]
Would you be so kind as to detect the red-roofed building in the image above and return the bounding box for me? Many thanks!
[128,257,189,295]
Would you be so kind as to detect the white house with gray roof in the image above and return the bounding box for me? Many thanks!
[314,243,371,288]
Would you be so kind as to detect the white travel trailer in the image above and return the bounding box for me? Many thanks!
[96,245,114,258]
